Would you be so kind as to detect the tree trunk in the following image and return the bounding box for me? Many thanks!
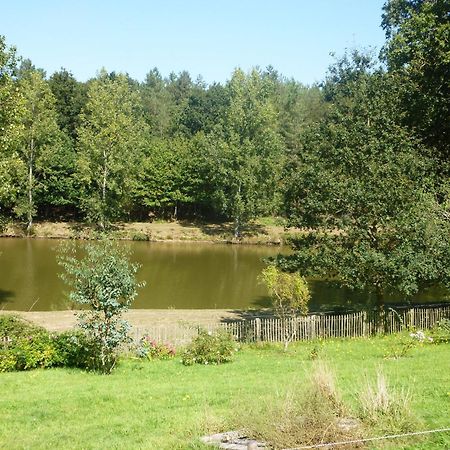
[234,215,240,239]
[100,148,108,230]
[26,137,34,235]
[375,288,386,334]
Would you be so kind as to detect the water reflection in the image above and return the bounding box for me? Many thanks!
[0,238,448,311]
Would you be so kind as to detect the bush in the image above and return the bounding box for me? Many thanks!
[181,328,237,366]
[58,240,144,374]
[0,331,59,372]
[430,318,450,344]
[54,330,101,370]
[0,314,45,340]
[0,316,101,372]
[136,336,176,360]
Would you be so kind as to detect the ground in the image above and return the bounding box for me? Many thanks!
[0,337,448,449]
[0,218,296,245]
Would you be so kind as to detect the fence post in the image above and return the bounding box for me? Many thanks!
[255,318,261,342]
[362,311,367,337]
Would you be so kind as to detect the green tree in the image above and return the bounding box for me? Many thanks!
[58,240,144,373]
[48,68,87,140]
[381,0,450,173]
[260,265,310,350]
[278,56,450,310]
[207,68,284,237]
[15,70,63,232]
[0,36,25,222]
[76,71,147,228]
[131,136,204,219]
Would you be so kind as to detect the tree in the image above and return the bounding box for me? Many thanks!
[381,0,450,174]
[206,68,284,237]
[131,136,204,219]
[58,240,144,373]
[48,68,87,140]
[76,71,147,228]
[0,36,25,223]
[15,70,62,232]
[260,265,310,350]
[278,55,450,311]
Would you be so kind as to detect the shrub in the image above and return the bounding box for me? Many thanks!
[0,331,60,372]
[0,316,101,372]
[136,336,176,360]
[181,328,236,366]
[430,318,450,344]
[259,265,310,350]
[0,314,45,340]
[54,330,101,369]
[58,240,144,374]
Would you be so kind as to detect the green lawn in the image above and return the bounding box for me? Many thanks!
[0,336,449,449]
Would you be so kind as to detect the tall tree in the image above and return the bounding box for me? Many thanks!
[207,68,284,237]
[381,0,450,173]
[0,36,25,221]
[15,70,62,232]
[76,71,147,228]
[278,55,450,309]
[49,68,87,140]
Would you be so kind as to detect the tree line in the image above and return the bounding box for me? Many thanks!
[0,38,325,235]
[1,0,449,303]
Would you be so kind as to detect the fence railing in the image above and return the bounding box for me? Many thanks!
[132,305,450,345]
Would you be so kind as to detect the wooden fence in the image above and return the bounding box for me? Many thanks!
[132,305,450,345]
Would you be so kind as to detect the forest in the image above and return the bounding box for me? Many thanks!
[1,0,450,302]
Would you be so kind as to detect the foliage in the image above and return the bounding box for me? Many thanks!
[205,68,284,237]
[0,315,99,372]
[14,69,64,232]
[58,240,144,373]
[382,0,450,173]
[76,71,147,228]
[181,328,236,366]
[136,336,176,360]
[53,330,101,369]
[260,265,310,349]
[278,54,450,308]
[260,265,309,318]
[430,318,450,344]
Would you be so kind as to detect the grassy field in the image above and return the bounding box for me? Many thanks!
[0,336,449,449]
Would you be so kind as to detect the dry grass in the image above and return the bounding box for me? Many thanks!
[238,362,362,449]
[358,370,420,434]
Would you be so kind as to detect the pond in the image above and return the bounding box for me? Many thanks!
[0,238,447,312]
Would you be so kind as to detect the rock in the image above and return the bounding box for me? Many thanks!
[200,431,266,449]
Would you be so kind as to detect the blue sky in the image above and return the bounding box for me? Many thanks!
[1,0,387,85]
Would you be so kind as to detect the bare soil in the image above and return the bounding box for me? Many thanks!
[0,220,296,245]
[0,309,273,332]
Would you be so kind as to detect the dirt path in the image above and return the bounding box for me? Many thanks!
[1,309,273,332]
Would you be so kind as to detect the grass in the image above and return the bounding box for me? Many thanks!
[0,336,449,449]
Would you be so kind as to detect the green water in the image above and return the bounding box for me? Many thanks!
[0,238,447,312]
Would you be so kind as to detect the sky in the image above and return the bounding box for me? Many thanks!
[1,0,387,85]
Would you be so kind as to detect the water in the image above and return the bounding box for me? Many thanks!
[0,238,447,312]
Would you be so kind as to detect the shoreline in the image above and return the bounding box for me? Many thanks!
[0,220,294,246]
[0,309,273,332]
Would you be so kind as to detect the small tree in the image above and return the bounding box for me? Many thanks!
[58,240,144,373]
[260,265,310,350]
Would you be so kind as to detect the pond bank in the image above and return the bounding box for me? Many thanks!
[0,220,294,245]
[0,309,273,332]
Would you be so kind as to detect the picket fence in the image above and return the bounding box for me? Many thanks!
[131,305,450,345]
